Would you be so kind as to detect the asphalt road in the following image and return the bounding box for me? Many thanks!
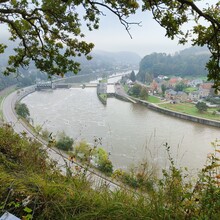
[2,89,122,190]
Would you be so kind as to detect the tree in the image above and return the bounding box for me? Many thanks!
[0,0,219,89]
[74,141,93,162]
[55,132,74,151]
[140,87,148,100]
[130,70,136,82]
[145,73,153,84]
[175,82,187,92]
[161,84,167,95]
[129,83,142,97]
[15,102,30,119]
[94,148,113,175]
[196,101,208,113]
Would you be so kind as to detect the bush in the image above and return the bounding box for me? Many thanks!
[196,101,208,112]
[93,148,113,175]
[55,133,74,151]
[15,103,30,119]
[97,158,113,175]
[74,141,93,162]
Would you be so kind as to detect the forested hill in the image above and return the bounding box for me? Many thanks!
[137,47,210,82]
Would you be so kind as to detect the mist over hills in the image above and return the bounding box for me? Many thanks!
[73,50,141,75]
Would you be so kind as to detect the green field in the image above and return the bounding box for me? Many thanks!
[147,96,162,103]
[184,87,198,93]
[158,102,220,121]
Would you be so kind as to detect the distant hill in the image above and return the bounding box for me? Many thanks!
[136,46,210,82]
[178,46,210,56]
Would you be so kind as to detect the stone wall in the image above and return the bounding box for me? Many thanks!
[134,98,220,128]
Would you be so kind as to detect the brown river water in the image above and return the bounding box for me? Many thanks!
[22,87,220,175]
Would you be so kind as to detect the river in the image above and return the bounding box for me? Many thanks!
[22,85,220,175]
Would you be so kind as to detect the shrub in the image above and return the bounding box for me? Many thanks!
[55,133,74,151]
[97,158,113,175]
[196,101,208,112]
[15,103,30,119]
[74,141,93,162]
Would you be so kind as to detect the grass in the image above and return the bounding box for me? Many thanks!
[97,93,107,104]
[1,125,220,219]
[147,95,162,103]
[158,102,220,121]
[184,87,198,93]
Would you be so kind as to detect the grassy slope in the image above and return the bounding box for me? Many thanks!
[1,126,220,219]
[159,102,220,121]
[147,96,161,103]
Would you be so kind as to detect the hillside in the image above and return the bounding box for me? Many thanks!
[1,125,220,219]
[137,47,210,82]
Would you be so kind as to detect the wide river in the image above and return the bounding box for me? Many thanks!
[23,84,220,174]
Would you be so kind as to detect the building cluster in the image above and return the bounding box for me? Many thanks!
[121,73,215,103]
[145,75,214,103]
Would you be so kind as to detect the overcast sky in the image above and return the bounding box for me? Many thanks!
[1,0,218,58]
[80,0,218,57]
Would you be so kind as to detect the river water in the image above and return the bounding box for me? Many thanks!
[22,85,220,174]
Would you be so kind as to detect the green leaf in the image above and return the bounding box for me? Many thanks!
[23,207,32,213]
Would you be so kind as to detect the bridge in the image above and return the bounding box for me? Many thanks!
[36,82,53,90]
[35,79,117,91]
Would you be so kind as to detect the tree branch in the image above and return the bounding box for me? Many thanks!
[87,0,141,39]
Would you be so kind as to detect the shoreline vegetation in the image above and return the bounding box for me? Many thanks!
[1,124,220,219]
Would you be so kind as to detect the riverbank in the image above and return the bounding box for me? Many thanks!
[129,96,220,128]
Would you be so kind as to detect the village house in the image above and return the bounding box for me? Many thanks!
[176,91,188,102]
[165,89,188,102]
[157,75,168,80]
[150,80,159,94]
[168,77,182,88]
[188,79,203,87]
[165,89,177,100]
[188,91,200,101]
[199,83,213,98]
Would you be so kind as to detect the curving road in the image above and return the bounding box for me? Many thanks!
[2,89,122,190]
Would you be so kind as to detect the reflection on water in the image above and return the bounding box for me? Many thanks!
[23,88,220,173]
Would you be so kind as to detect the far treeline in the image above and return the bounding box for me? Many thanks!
[137,47,210,82]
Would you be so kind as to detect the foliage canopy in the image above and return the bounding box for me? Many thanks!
[196,101,208,112]
[15,102,30,119]
[0,0,219,88]
[55,133,74,151]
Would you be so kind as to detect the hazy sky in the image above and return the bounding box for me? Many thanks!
[80,0,218,57]
[1,0,218,58]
